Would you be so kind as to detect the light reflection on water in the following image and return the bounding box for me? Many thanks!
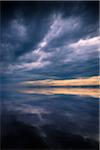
[18,87,100,98]
[1,85,99,149]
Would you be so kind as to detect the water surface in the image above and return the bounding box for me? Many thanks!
[1,83,99,149]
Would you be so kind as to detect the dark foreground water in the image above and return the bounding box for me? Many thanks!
[1,83,99,150]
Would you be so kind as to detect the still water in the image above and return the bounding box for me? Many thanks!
[1,82,99,149]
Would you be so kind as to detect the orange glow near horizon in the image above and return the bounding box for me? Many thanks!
[20,76,100,87]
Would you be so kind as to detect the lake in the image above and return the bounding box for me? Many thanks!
[1,82,99,149]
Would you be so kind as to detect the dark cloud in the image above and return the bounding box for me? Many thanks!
[1,1,99,80]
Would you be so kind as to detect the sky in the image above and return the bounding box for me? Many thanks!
[21,76,99,86]
[1,1,99,83]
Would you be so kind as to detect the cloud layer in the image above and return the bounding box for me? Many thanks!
[1,1,99,81]
[20,76,100,87]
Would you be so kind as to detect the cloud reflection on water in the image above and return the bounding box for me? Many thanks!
[19,88,100,98]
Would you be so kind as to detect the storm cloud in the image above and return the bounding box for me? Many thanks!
[1,1,99,81]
